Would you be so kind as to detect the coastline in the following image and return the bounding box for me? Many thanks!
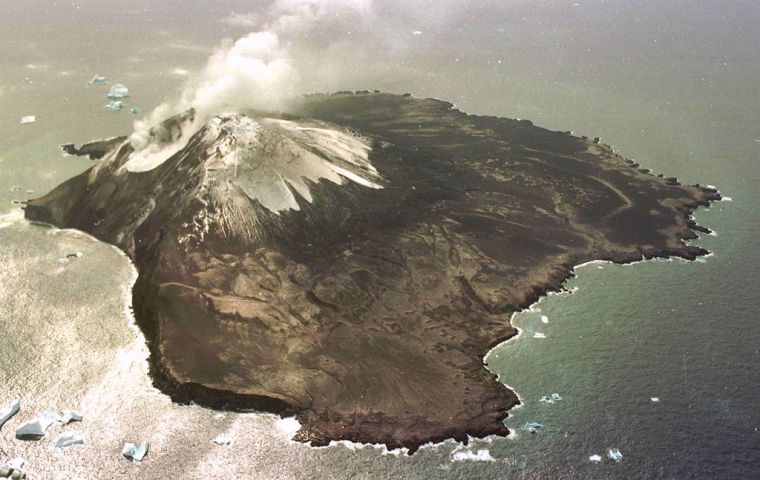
[483,184,727,445]
[21,93,723,453]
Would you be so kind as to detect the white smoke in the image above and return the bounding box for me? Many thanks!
[127,0,374,172]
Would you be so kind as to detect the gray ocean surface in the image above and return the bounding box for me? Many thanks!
[0,1,758,478]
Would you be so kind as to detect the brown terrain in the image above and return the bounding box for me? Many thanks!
[25,93,719,452]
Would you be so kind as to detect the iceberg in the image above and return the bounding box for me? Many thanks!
[589,454,602,463]
[105,101,125,112]
[54,432,85,449]
[651,397,660,402]
[608,448,623,461]
[20,116,36,125]
[522,421,544,433]
[0,458,26,480]
[107,84,129,99]
[59,410,83,425]
[89,75,107,85]
[122,440,149,462]
[15,411,57,439]
[539,393,562,404]
[213,434,233,445]
[0,399,20,429]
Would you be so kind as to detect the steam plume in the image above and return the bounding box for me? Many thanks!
[128,0,373,170]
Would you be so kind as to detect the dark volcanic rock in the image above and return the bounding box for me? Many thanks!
[61,136,128,160]
[25,93,719,452]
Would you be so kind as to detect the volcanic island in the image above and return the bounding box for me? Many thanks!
[25,93,719,452]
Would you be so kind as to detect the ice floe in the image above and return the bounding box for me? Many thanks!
[608,448,623,461]
[54,432,85,449]
[0,458,26,479]
[0,399,20,428]
[107,84,130,99]
[122,440,149,462]
[89,74,107,85]
[59,410,83,425]
[105,101,125,112]
[15,411,57,439]
[522,422,544,433]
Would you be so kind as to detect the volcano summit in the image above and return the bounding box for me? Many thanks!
[25,92,719,452]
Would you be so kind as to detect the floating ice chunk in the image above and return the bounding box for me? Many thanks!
[122,440,149,462]
[608,448,623,461]
[59,410,83,425]
[0,458,26,479]
[540,315,549,323]
[412,30,422,35]
[89,74,107,85]
[650,397,660,403]
[589,454,602,463]
[107,83,129,99]
[105,101,125,112]
[522,422,544,433]
[533,332,546,339]
[0,399,20,429]
[130,107,140,115]
[20,116,36,125]
[539,393,561,404]
[213,435,233,445]
[54,432,84,449]
[16,411,57,439]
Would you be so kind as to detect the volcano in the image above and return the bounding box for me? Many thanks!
[25,92,719,452]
